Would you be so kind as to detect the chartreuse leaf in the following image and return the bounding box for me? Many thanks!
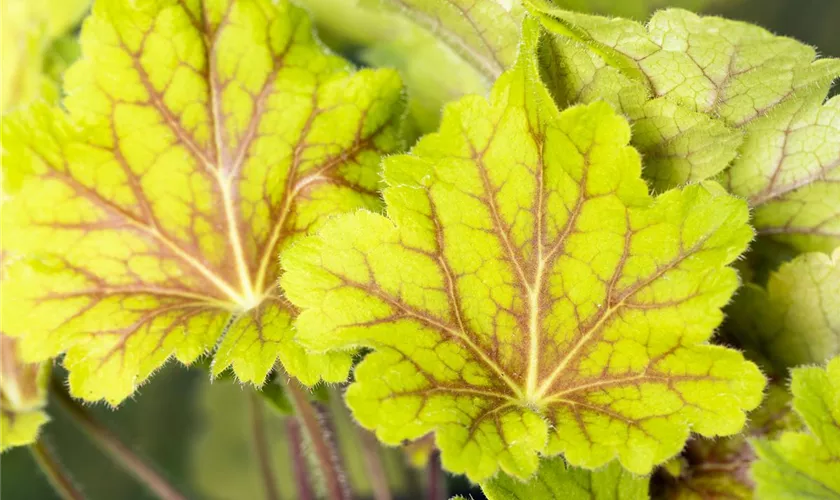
[281,18,765,482]
[296,0,488,135]
[1,0,89,110]
[0,0,404,404]
[0,334,50,451]
[375,0,524,80]
[299,0,524,134]
[528,3,840,244]
[528,4,839,125]
[659,383,800,499]
[548,0,726,19]
[482,457,648,500]
[752,357,840,499]
[525,7,744,191]
[730,249,840,373]
[724,91,840,253]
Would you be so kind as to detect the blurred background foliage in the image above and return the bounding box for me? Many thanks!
[1,0,838,498]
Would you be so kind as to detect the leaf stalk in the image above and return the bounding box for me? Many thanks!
[51,379,187,500]
[249,391,282,500]
[29,440,85,500]
[285,379,351,500]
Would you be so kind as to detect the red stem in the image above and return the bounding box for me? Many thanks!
[286,380,351,500]
[286,418,315,500]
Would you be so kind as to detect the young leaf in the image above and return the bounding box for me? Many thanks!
[752,357,840,499]
[0,334,50,452]
[729,249,840,373]
[529,4,840,241]
[0,0,404,404]
[282,20,765,481]
[482,457,648,500]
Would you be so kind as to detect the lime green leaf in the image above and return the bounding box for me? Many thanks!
[297,0,488,135]
[482,457,648,500]
[530,5,840,246]
[1,0,89,110]
[529,5,839,125]
[281,25,765,481]
[0,0,404,405]
[0,334,50,452]
[530,12,743,191]
[724,91,840,253]
[379,0,524,80]
[730,249,840,373]
[547,0,728,20]
[299,0,523,134]
[659,383,799,499]
[42,35,82,87]
[752,357,840,499]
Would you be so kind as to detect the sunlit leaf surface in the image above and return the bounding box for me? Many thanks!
[282,20,765,482]
[752,357,840,499]
[0,0,404,404]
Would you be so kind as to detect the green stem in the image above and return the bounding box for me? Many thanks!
[286,380,351,500]
[29,440,84,500]
[51,380,187,500]
[249,391,281,500]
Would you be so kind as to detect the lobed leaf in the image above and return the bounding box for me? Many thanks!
[0,0,404,404]
[729,249,840,373]
[658,383,799,499]
[752,357,840,499]
[282,20,765,482]
[482,457,648,499]
[529,3,840,250]
[724,92,840,253]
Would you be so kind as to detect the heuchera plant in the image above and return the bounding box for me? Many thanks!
[0,0,838,498]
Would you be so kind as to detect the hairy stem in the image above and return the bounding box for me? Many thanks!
[52,380,187,500]
[249,391,281,500]
[30,440,84,500]
[286,418,315,500]
[285,380,350,500]
[358,428,392,500]
[427,451,447,500]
